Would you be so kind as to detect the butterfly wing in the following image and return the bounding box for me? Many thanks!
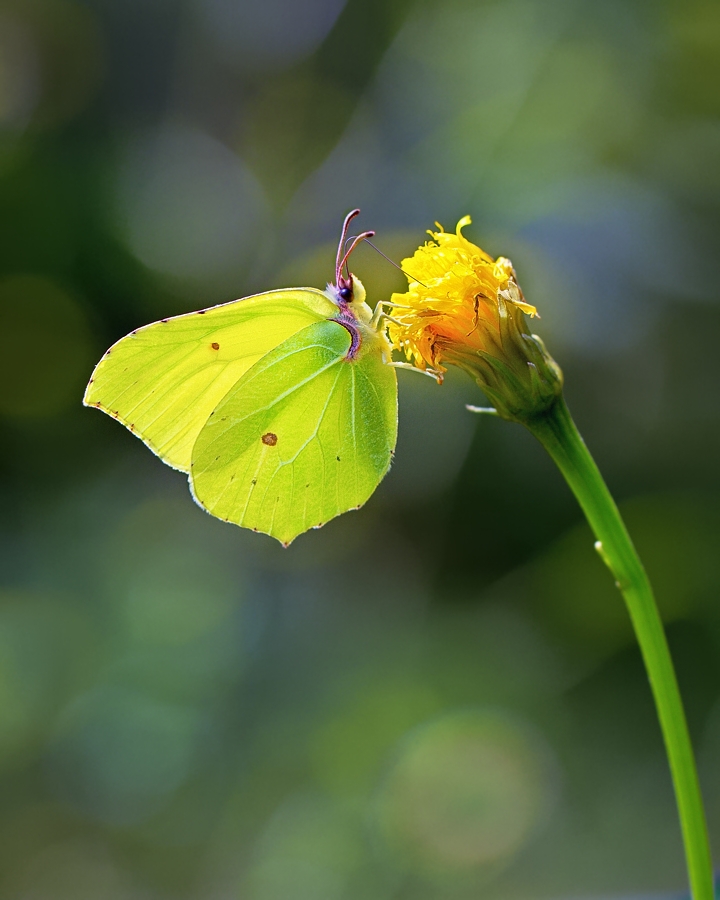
[190,320,398,545]
[83,288,337,472]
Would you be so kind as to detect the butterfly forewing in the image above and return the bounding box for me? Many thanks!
[83,288,336,471]
[190,320,398,545]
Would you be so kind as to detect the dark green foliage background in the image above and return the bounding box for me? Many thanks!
[1,0,720,896]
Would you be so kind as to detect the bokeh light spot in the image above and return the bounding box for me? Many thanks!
[7,838,135,900]
[245,793,375,900]
[116,125,269,287]
[109,495,242,647]
[0,592,100,769]
[46,686,202,826]
[375,710,556,875]
[122,550,237,646]
[309,679,442,796]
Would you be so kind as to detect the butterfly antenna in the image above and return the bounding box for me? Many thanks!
[355,237,429,288]
[339,230,376,278]
[335,209,361,285]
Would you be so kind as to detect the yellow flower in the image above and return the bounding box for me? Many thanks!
[388,216,563,422]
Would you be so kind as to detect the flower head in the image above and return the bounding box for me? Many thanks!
[388,217,563,422]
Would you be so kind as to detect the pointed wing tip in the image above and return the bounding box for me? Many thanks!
[274,520,326,547]
[83,368,106,408]
[82,388,104,411]
[267,499,373,545]
[188,483,305,546]
[259,523,309,547]
[82,378,94,407]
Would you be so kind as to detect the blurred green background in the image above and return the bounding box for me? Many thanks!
[1,0,720,896]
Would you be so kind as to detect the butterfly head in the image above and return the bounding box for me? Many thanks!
[327,272,372,327]
[336,277,353,304]
[334,273,366,306]
[331,208,374,312]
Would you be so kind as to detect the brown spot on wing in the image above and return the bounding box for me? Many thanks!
[211,342,220,350]
[261,432,278,446]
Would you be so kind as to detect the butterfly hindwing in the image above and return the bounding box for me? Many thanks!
[83,288,337,471]
[190,320,398,545]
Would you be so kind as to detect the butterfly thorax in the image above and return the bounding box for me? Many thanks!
[326,274,392,363]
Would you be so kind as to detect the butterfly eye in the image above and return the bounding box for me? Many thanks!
[338,286,353,302]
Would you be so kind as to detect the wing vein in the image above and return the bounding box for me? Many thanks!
[254,366,344,519]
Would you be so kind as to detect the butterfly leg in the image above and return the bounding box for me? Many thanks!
[371,302,443,382]
[371,301,412,329]
[387,361,443,384]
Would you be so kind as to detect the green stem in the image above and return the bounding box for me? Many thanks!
[525,396,713,900]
